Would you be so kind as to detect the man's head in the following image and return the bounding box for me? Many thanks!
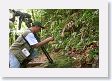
[31,21,44,32]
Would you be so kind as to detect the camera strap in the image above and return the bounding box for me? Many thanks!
[22,34,33,54]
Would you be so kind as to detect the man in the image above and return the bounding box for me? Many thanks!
[9,21,54,68]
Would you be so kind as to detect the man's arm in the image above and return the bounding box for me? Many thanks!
[31,37,54,48]
[25,33,54,48]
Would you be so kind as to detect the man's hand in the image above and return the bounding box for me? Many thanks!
[32,37,54,48]
[48,37,54,41]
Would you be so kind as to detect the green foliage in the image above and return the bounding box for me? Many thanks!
[46,54,74,68]
[89,48,99,58]
[38,9,99,51]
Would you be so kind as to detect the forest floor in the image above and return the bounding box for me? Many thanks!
[28,42,99,68]
[26,53,56,68]
[26,42,99,68]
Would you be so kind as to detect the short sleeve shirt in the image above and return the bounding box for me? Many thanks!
[25,33,38,45]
